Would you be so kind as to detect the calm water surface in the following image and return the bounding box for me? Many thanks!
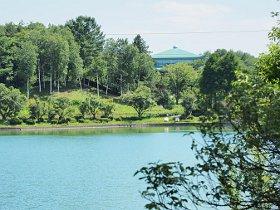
[0,127,202,210]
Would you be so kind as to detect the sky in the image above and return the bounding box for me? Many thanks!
[0,0,279,56]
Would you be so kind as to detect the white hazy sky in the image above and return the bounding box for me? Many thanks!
[0,0,279,55]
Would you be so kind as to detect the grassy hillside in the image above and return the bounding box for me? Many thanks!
[3,89,198,128]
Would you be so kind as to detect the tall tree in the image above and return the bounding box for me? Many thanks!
[133,52,155,86]
[49,26,84,88]
[0,35,14,84]
[89,54,107,97]
[200,50,238,106]
[133,34,149,53]
[65,16,105,71]
[13,41,38,98]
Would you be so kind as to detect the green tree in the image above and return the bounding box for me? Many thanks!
[0,83,25,120]
[50,26,84,88]
[258,44,280,83]
[100,101,114,118]
[14,41,38,98]
[122,85,154,118]
[136,19,280,209]
[133,52,155,86]
[79,96,101,119]
[89,54,107,97]
[181,90,198,118]
[0,35,14,84]
[49,97,73,124]
[133,34,149,53]
[29,97,48,122]
[200,50,238,106]
[165,63,199,104]
[66,16,105,70]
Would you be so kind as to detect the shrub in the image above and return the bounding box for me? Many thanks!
[100,102,115,119]
[79,96,101,120]
[8,117,23,125]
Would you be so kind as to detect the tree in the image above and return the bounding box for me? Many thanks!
[136,59,280,210]
[133,52,155,86]
[50,26,84,88]
[0,35,14,84]
[100,101,114,118]
[165,63,199,104]
[181,90,198,118]
[29,97,48,122]
[40,33,69,93]
[0,83,25,120]
[200,50,238,106]
[122,85,154,118]
[136,22,280,210]
[66,16,105,70]
[133,34,149,53]
[79,96,101,119]
[49,97,73,124]
[89,54,107,97]
[13,41,38,98]
[258,44,280,83]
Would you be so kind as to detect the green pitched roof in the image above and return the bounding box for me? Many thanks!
[152,46,200,59]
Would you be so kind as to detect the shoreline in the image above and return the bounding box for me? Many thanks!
[0,122,200,132]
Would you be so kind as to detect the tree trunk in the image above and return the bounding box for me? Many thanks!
[38,61,41,93]
[105,75,109,96]
[50,74,52,94]
[27,78,30,99]
[79,77,82,90]
[57,80,60,92]
[96,74,99,97]
[120,74,123,95]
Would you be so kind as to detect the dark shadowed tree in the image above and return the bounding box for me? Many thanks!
[200,50,238,106]
[133,34,149,53]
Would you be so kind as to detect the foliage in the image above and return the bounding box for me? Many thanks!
[165,63,199,104]
[13,41,38,98]
[136,32,280,210]
[79,96,101,119]
[133,34,149,53]
[0,83,26,120]
[122,85,154,118]
[66,16,105,69]
[181,91,198,118]
[200,50,239,106]
[28,97,47,122]
[100,101,115,118]
[258,44,280,83]
[48,97,74,124]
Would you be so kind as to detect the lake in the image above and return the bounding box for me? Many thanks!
[0,127,203,210]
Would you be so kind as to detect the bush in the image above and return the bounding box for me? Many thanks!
[23,118,36,125]
[48,97,74,124]
[74,114,85,123]
[100,102,114,119]
[8,117,23,125]
[79,96,101,120]
[28,97,48,122]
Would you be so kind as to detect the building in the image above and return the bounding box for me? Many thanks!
[152,46,201,69]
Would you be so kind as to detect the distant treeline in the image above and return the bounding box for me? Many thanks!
[0,16,157,97]
[0,16,258,100]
